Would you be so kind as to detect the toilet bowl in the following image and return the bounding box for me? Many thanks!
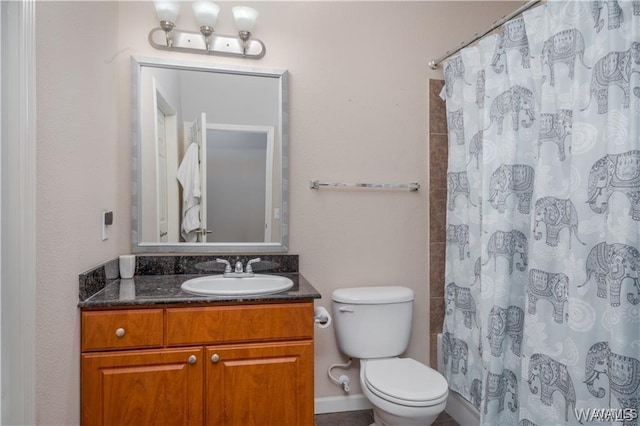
[331,286,449,426]
[361,358,448,426]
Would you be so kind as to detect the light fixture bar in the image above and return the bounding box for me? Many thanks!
[148,27,265,59]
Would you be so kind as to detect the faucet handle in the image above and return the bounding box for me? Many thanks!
[216,258,232,274]
[245,258,261,274]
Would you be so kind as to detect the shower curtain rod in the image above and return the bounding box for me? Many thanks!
[428,0,542,70]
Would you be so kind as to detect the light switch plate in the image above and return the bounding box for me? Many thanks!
[102,211,112,241]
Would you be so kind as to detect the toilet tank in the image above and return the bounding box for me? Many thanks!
[331,286,414,359]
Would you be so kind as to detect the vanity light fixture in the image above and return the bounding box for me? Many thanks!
[149,1,265,59]
[153,1,181,47]
[192,1,220,51]
[232,6,258,55]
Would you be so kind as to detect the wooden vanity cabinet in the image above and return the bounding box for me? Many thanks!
[81,347,204,425]
[205,341,313,426]
[81,301,314,426]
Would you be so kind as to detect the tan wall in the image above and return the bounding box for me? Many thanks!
[36,2,126,424]
[35,1,520,423]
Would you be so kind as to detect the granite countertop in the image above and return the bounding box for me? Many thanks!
[79,273,321,309]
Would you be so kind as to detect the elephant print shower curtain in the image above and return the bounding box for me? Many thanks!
[441,1,640,425]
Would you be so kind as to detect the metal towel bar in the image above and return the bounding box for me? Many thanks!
[310,180,420,191]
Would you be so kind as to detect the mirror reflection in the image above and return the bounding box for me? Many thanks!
[132,57,288,253]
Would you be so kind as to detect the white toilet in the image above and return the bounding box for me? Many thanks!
[332,286,448,426]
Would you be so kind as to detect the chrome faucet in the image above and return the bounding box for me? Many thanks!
[217,257,261,278]
[216,258,232,274]
[246,258,261,274]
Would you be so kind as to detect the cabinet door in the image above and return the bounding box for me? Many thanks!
[82,347,204,426]
[206,341,313,426]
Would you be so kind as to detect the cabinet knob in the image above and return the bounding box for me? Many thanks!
[115,328,125,338]
[211,354,220,363]
[188,355,197,365]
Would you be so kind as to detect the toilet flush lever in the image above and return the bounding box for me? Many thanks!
[339,306,355,313]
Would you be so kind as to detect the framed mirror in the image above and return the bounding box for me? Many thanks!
[131,56,289,253]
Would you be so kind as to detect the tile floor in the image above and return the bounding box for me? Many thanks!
[314,410,459,426]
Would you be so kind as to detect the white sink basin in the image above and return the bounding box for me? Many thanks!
[181,274,294,297]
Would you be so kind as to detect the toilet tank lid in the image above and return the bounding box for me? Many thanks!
[332,286,414,304]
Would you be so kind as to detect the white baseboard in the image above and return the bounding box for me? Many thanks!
[314,391,479,426]
[314,394,373,414]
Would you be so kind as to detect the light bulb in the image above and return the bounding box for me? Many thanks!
[192,1,220,29]
[232,6,258,33]
[154,1,181,24]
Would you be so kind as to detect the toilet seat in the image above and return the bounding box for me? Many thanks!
[363,358,448,407]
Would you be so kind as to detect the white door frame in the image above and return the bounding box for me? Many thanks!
[194,114,207,242]
[152,80,178,242]
[183,114,207,242]
[0,0,37,423]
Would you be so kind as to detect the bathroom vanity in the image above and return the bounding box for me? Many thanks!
[79,256,320,426]
[78,56,315,424]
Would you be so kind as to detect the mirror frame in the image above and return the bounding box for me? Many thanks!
[131,56,289,253]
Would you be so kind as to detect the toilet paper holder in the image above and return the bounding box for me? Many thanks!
[314,306,332,328]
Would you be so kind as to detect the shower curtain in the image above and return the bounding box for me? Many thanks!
[441,1,640,425]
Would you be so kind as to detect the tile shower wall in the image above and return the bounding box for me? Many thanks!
[429,79,447,369]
